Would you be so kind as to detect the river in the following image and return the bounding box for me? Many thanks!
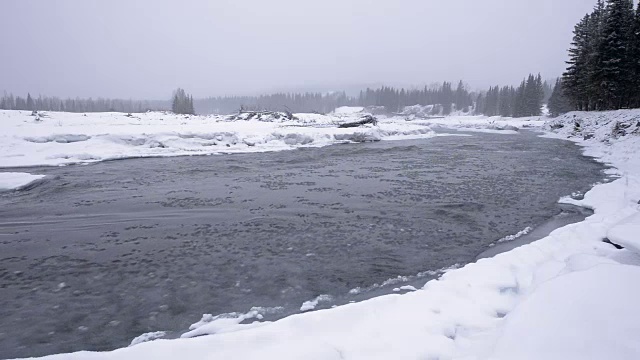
[0,130,606,358]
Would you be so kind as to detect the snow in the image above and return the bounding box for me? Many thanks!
[0,172,45,191]
[300,295,334,312]
[0,110,437,168]
[488,264,640,360]
[129,332,167,347]
[392,285,417,292]
[496,226,533,243]
[332,106,364,114]
[6,109,640,360]
[608,213,640,254]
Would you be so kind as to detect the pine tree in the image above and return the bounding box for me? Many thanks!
[26,93,34,111]
[498,86,512,117]
[475,93,485,115]
[548,78,574,117]
[513,80,527,117]
[171,88,195,115]
[441,82,453,115]
[630,1,640,107]
[597,0,635,109]
[534,74,544,115]
[563,14,592,110]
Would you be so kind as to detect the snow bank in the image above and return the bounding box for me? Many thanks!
[411,114,545,131]
[489,264,640,360]
[0,172,45,191]
[7,109,640,360]
[0,110,437,168]
[608,213,640,254]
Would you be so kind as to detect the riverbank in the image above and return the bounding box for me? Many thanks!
[0,109,538,168]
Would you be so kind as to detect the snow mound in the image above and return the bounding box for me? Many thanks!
[489,264,640,360]
[0,172,45,191]
[608,213,640,254]
[180,307,283,339]
[129,332,167,347]
[400,104,441,118]
[300,295,333,312]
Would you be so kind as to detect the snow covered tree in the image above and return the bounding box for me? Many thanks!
[26,93,34,111]
[171,88,195,115]
[548,78,573,117]
[563,0,637,111]
[454,81,471,112]
[597,0,635,109]
[498,86,513,117]
[441,82,453,115]
[563,14,592,110]
[630,1,640,108]
[513,80,527,117]
[475,93,485,115]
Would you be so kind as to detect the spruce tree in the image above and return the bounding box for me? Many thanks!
[597,0,634,109]
[548,78,574,117]
[171,88,196,115]
[26,93,34,111]
[563,14,592,110]
[475,93,485,115]
[513,80,527,117]
[630,1,640,107]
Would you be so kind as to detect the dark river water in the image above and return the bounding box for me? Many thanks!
[0,131,606,359]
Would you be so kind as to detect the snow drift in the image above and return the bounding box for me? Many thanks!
[0,110,439,168]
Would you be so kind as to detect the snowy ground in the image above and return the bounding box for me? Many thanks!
[0,109,539,168]
[0,109,436,168]
[5,109,640,359]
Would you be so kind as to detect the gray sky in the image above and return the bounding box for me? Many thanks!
[1,0,597,99]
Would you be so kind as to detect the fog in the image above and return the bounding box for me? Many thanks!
[1,0,597,99]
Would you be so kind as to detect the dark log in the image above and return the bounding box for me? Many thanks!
[338,114,378,128]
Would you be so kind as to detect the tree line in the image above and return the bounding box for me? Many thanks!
[357,81,472,115]
[0,92,165,113]
[475,74,551,117]
[559,0,640,112]
[195,82,473,115]
[195,91,353,115]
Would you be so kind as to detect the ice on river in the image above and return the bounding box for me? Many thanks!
[0,172,45,191]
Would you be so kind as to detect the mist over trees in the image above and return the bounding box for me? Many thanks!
[357,81,472,115]
[0,92,165,113]
[195,81,473,115]
[171,88,195,115]
[562,0,640,111]
[475,74,547,117]
[195,92,353,115]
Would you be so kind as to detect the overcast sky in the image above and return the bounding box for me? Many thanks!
[1,0,598,99]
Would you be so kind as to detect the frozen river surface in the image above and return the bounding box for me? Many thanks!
[0,131,605,358]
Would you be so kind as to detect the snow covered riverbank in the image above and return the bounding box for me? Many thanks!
[0,109,541,168]
[12,109,638,360]
[0,110,437,168]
